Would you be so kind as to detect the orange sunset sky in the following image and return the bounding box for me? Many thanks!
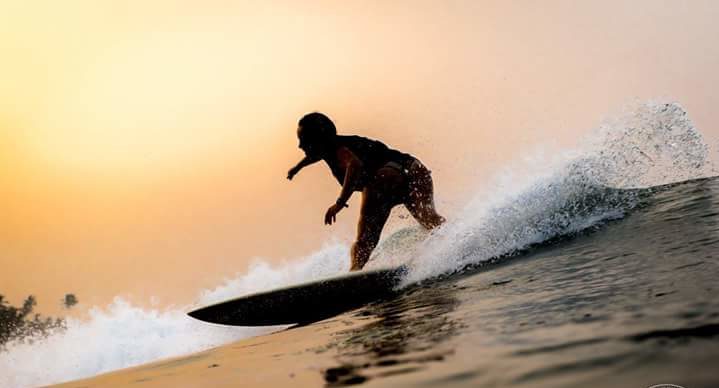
[1,0,718,314]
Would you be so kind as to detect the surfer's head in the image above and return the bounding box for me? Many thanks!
[297,112,337,158]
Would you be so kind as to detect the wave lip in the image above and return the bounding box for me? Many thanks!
[404,101,713,283]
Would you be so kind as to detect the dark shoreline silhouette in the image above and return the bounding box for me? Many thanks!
[0,294,71,349]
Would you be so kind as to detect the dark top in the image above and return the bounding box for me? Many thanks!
[323,135,414,188]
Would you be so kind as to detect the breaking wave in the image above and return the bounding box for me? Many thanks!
[401,101,712,282]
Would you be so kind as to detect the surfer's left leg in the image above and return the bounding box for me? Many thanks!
[350,166,403,270]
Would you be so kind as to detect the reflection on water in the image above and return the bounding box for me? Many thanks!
[317,283,463,386]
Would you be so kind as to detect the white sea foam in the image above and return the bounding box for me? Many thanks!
[1,298,254,387]
[197,242,349,305]
[0,243,350,387]
[0,101,714,387]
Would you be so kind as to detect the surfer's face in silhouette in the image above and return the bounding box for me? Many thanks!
[297,127,330,159]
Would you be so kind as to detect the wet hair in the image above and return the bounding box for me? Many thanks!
[298,112,337,141]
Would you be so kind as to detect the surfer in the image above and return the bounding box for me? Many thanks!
[287,112,445,271]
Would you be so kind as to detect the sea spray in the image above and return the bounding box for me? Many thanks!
[403,101,713,283]
[197,242,349,306]
[583,101,709,188]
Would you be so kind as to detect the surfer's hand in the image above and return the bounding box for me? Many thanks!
[287,166,299,180]
[324,203,344,225]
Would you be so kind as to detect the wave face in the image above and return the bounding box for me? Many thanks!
[402,102,712,282]
[0,101,715,387]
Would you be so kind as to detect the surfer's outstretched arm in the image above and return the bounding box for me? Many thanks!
[287,155,320,180]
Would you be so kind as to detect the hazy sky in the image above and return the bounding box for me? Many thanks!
[2,0,718,313]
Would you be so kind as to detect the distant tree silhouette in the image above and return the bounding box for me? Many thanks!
[0,294,66,350]
[63,294,78,308]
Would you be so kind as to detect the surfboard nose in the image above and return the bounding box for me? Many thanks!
[187,305,235,325]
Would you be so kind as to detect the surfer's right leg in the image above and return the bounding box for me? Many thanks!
[404,160,445,230]
[350,166,402,270]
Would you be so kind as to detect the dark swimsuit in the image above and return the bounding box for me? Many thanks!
[323,135,416,191]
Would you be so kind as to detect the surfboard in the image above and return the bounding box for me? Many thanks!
[187,265,408,326]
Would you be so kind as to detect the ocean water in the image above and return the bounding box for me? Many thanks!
[313,176,719,388]
[2,101,718,387]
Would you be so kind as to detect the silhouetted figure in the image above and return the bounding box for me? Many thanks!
[288,112,445,270]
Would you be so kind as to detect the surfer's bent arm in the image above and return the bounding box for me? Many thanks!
[288,155,319,180]
[324,148,361,225]
[336,148,362,206]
